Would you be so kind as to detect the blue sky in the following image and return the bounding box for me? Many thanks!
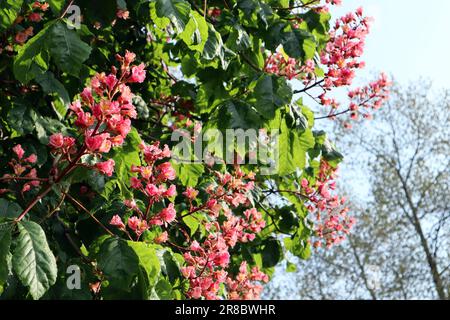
[331,0,450,88]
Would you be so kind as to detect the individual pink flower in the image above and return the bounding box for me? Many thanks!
[95,159,115,176]
[156,162,176,181]
[13,145,25,160]
[155,231,168,244]
[145,183,160,196]
[86,133,110,152]
[130,177,142,189]
[49,133,65,149]
[159,203,176,224]
[110,215,125,229]
[105,74,118,91]
[183,187,198,200]
[124,50,136,64]
[129,63,146,83]
[28,12,42,22]
[128,216,148,236]
[163,185,177,197]
[24,154,37,164]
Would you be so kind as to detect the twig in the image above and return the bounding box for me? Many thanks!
[64,192,114,236]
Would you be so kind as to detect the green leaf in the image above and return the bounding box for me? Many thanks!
[179,11,209,52]
[0,226,12,294]
[284,231,311,260]
[261,238,283,268]
[47,0,66,15]
[154,278,173,299]
[0,199,22,219]
[173,162,204,187]
[48,21,92,76]
[202,26,230,69]
[251,74,292,119]
[159,250,181,285]
[155,0,191,33]
[0,0,24,32]
[13,22,54,83]
[12,221,58,300]
[225,24,251,51]
[277,116,305,176]
[36,71,70,118]
[183,215,199,236]
[96,237,139,290]
[268,108,315,176]
[265,23,316,60]
[127,241,161,287]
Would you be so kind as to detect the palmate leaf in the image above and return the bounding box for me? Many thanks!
[13,20,91,83]
[266,108,315,176]
[12,221,57,300]
[96,237,161,297]
[172,162,204,187]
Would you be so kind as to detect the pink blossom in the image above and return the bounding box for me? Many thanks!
[110,215,125,229]
[24,154,37,164]
[159,203,176,224]
[156,162,176,181]
[49,133,65,149]
[95,159,115,176]
[12,145,25,160]
[28,12,42,22]
[183,187,198,200]
[155,231,168,244]
[129,63,146,83]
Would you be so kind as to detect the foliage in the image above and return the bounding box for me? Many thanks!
[0,0,390,300]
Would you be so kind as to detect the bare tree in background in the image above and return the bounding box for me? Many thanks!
[264,81,450,300]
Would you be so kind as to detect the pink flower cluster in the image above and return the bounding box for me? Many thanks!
[110,141,176,238]
[48,51,146,178]
[222,208,266,246]
[226,262,269,300]
[14,2,49,45]
[346,72,392,122]
[0,145,40,194]
[320,8,371,89]
[301,160,355,248]
[180,168,268,300]
[264,52,315,81]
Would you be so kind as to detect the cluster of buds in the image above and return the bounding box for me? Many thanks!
[13,1,49,45]
[0,145,40,194]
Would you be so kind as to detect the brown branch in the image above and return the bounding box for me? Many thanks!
[64,192,114,236]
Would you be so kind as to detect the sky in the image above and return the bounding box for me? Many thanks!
[331,0,450,88]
